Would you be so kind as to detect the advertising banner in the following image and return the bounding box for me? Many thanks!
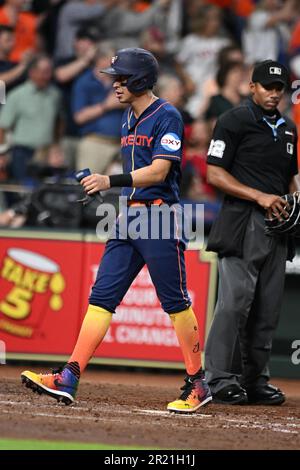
[0,231,217,366]
[0,233,84,354]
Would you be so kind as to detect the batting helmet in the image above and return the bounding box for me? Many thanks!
[264,192,300,236]
[101,47,159,93]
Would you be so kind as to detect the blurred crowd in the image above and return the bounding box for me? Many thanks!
[0,0,300,229]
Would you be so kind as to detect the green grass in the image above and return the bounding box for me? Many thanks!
[0,438,151,450]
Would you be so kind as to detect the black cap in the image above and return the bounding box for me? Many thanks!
[252,60,289,88]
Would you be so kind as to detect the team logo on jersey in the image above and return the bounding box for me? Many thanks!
[208,139,226,158]
[161,133,181,152]
[287,143,294,155]
[121,135,153,147]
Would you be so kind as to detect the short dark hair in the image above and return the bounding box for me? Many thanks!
[217,44,242,68]
[75,27,99,42]
[216,60,243,88]
[28,54,52,72]
[190,5,221,34]
[0,24,14,36]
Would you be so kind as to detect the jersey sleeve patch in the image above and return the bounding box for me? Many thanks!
[207,139,226,158]
[160,133,182,152]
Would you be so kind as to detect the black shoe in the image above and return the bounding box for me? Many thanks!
[246,383,285,405]
[213,384,248,405]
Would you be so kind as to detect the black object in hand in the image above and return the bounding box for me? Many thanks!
[74,168,103,205]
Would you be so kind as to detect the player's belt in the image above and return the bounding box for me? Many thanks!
[127,199,164,207]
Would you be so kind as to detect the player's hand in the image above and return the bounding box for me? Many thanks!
[256,193,289,221]
[81,173,110,194]
[20,49,35,65]
[83,44,97,64]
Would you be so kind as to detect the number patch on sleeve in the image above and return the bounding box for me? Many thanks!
[208,139,226,158]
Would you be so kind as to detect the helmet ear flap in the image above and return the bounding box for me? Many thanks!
[127,76,148,93]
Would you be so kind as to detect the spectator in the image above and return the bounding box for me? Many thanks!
[205,60,245,129]
[72,42,124,174]
[288,2,300,167]
[182,119,216,202]
[55,27,98,170]
[177,5,230,117]
[217,43,245,68]
[32,0,67,56]
[54,0,108,60]
[242,0,294,64]
[181,118,220,228]
[0,0,38,61]
[97,0,172,50]
[0,24,31,92]
[140,26,195,97]
[0,55,62,182]
[0,144,72,228]
[234,0,257,42]
[161,0,183,53]
[156,73,193,126]
[288,0,300,79]
[197,43,244,117]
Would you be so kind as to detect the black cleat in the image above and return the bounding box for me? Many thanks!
[213,384,248,405]
[246,384,285,405]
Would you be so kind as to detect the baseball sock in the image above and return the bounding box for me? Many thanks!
[68,304,112,373]
[170,307,202,376]
[64,361,80,379]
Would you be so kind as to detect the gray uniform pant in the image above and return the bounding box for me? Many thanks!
[205,208,287,393]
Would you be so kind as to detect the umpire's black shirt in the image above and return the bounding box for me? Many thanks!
[207,98,298,195]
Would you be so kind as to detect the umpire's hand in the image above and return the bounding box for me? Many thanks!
[81,174,110,194]
[256,193,289,221]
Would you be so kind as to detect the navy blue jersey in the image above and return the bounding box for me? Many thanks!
[120,98,183,203]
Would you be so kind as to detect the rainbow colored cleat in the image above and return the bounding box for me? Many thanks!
[21,367,78,405]
[167,369,212,413]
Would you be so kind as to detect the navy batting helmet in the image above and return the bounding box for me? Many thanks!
[101,47,159,93]
[265,192,300,236]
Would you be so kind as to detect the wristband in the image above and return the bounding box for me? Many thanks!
[109,173,133,187]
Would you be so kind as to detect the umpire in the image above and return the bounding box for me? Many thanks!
[205,60,299,405]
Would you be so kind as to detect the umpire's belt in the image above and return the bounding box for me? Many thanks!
[127,199,164,207]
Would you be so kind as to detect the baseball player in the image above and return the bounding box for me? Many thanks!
[205,60,299,405]
[21,48,212,413]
